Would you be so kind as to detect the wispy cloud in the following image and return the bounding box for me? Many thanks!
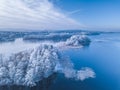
[67,9,81,15]
[0,0,82,31]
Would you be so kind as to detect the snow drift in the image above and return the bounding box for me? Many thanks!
[0,44,95,86]
[65,35,91,46]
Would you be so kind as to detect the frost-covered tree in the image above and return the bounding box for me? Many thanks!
[0,44,95,87]
[65,35,91,46]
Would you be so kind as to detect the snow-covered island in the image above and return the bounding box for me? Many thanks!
[0,44,95,86]
[65,35,91,46]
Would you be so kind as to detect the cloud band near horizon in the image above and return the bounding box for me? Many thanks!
[0,0,83,31]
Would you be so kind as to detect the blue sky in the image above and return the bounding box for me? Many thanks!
[0,0,120,31]
[55,0,120,30]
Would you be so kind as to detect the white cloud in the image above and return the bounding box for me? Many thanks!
[0,0,82,31]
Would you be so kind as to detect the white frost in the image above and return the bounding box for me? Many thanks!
[0,44,95,86]
[65,35,91,46]
[77,68,95,81]
[59,59,95,81]
[0,45,60,86]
